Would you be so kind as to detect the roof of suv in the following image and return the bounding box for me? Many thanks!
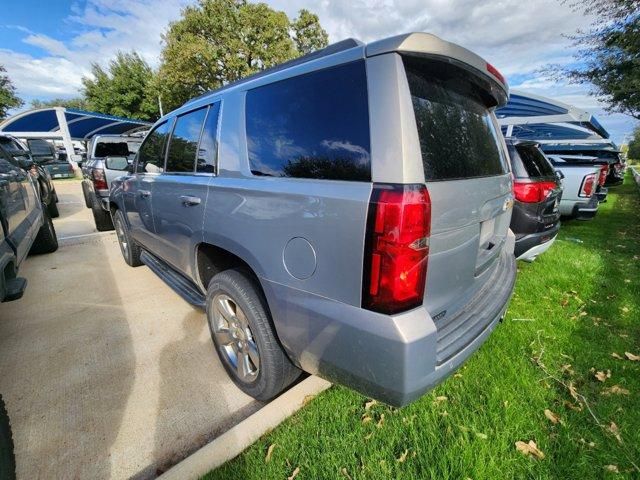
[168,32,508,120]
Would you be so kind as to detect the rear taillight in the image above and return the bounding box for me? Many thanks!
[486,62,506,85]
[598,165,609,186]
[92,168,108,190]
[513,180,557,203]
[579,173,596,198]
[362,184,431,315]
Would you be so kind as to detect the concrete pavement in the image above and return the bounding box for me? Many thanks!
[0,180,263,479]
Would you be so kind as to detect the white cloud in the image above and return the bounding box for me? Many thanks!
[0,0,636,142]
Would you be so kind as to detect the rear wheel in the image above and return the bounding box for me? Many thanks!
[0,395,16,480]
[206,269,300,401]
[81,182,92,208]
[113,209,142,267]
[91,196,114,232]
[30,204,58,255]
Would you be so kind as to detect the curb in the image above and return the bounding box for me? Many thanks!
[631,167,640,189]
[158,376,332,480]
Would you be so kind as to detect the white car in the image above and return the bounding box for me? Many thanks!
[547,155,602,220]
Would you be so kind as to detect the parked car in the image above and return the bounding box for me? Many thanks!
[506,139,562,261]
[81,135,142,231]
[0,134,59,218]
[549,154,609,202]
[0,147,58,303]
[540,143,624,186]
[110,33,517,407]
[25,139,75,179]
[547,155,601,220]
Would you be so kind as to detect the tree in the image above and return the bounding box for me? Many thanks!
[552,0,640,119]
[156,0,328,111]
[82,51,159,121]
[628,127,640,160]
[31,97,88,110]
[0,65,23,120]
[292,9,329,55]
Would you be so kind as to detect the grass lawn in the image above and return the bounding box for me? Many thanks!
[207,173,640,480]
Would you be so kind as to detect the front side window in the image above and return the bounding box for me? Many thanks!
[246,61,371,181]
[137,122,169,173]
[404,56,508,181]
[166,107,208,173]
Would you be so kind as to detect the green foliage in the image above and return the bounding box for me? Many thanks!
[82,51,159,121]
[554,0,640,119]
[156,0,328,111]
[30,97,88,110]
[0,65,23,120]
[628,127,640,160]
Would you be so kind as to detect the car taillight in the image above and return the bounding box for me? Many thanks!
[362,184,431,315]
[598,165,609,186]
[92,168,108,190]
[579,173,596,198]
[486,62,506,85]
[513,180,557,203]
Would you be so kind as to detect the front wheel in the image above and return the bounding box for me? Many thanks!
[206,269,300,401]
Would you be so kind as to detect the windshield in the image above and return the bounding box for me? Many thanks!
[403,56,508,182]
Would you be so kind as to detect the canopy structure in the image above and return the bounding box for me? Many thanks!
[0,107,151,162]
[496,91,610,140]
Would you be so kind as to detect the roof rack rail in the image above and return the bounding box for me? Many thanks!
[183,38,363,106]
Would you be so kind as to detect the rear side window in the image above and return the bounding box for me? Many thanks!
[403,56,508,181]
[196,103,220,174]
[246,61,371,181]
[27,139,54,156]
[137,122,169,173]
[510,143,556,179]
[166,107,208,173]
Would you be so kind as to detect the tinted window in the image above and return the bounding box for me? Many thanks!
[137,122,169,173]
[246,61,371,181]
[27,139,54,156]
[0,137,25,154]
[95,142,131,157]
[404,56,508,181]
[166,107,208,173]
[197,103,220,174]
[510,143,556,179]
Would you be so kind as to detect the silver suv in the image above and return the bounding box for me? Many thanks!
[110,33,517,406]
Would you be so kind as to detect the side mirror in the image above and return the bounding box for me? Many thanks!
[105,156,129,171]
[555,170,565,180]
[16,156,34,170]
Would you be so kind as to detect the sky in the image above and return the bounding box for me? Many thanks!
[0,0,637,144]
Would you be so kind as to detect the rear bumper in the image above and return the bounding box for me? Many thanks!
[263,249,516,407]
[571,194,599,220]
[514,222,560,260]
[596,186,608,202]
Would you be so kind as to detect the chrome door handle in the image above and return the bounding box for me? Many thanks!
[180,195,201,206]
[139,190,151,198]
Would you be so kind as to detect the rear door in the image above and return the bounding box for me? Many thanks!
[400,55,513,319]
[149,103,219,277]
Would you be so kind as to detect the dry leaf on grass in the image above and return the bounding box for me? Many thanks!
[595,370,612,382]
[515,440,545,459]
[564,400,583,412]
[544,409,561,425]
[362,415,372,424]
[624,352,640,361]
[605,465,619,473]
[302,395,316,406]
[265,443,276,463]
[364,399,377,410]
[288,466,300,480]
[396,449,409,463]
[376,413,385,428]
[568,382,580,401]
[601,385,630,396]
[611,352,624,360]
[621,306,630,314]
[607,422,622,443]
[561,364,575,375]
[561,298,569,307]
[341,467,352,480]
[475,432,488,440]
[433,396,448,404]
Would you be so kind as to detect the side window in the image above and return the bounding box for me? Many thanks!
[166,107,208,173]
[137,122,169,173]
[245,61,371,181]
[196,103,220,173]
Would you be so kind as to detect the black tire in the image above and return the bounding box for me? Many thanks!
[81,182,92,208]
[91,196,114,231]
[113,209,142,267]
[47,199,59,218]
[0,395,15,480]
[206,269,300,401]
[30,205,58,255]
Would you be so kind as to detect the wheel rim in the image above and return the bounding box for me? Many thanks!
[211,294,260,383]
[115,216,128,258]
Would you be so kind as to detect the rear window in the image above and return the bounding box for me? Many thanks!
[246,60,371,181]
[95,142,132,158]
[403,56,508,181]
[509,143,556,179]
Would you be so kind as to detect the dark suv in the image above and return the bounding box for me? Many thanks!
[110,33,517,406]
[506,139,562,261]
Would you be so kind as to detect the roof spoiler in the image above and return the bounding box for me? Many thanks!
[366,33,509,107]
